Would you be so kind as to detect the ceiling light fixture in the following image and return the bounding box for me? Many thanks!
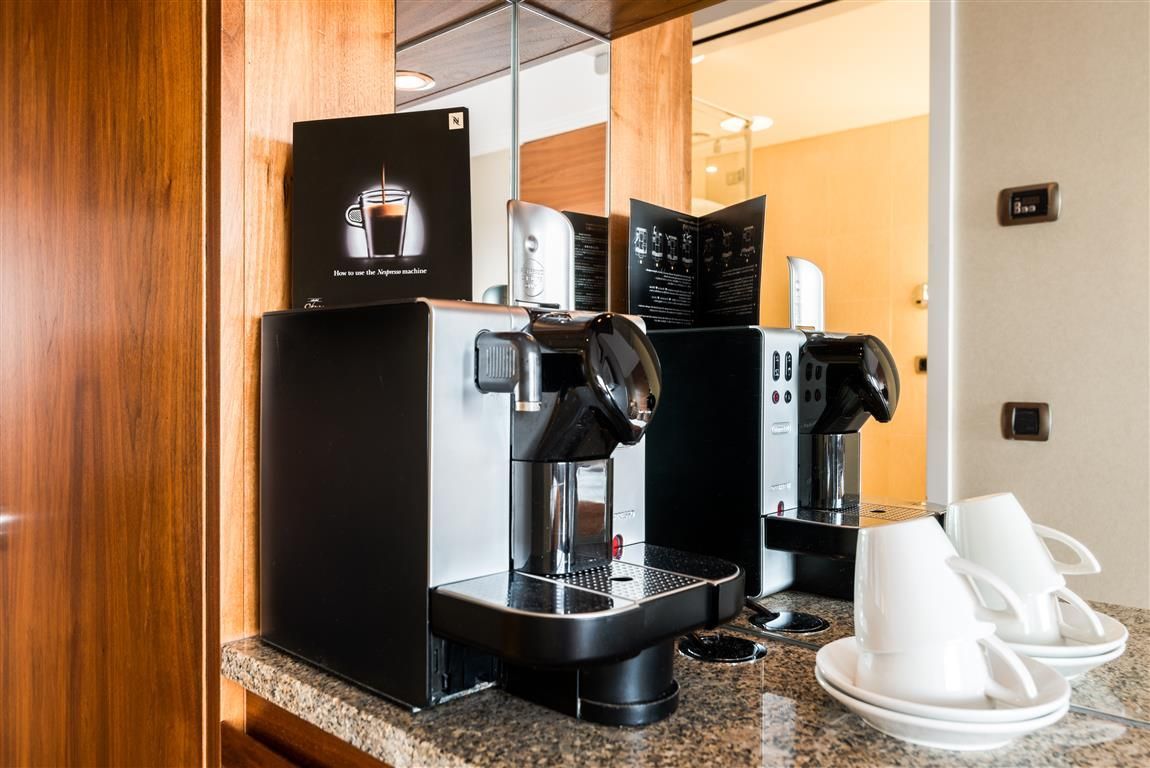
[691,54,705,65]
[720,116,747,133]
[395,70,436,91]
[705,165,719,174]
[750,115,774,132]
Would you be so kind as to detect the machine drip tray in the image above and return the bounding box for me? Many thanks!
[678,632,766,664]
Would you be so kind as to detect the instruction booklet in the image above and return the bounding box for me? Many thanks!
[627,196,766,329]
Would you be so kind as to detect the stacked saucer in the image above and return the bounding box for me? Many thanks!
[816,516,1070,751]
[946,493,1128,680]
[1000,589,1127,680]
[815,638,1070,751]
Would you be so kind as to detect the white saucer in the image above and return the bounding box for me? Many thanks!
[1026,643,1126,681]
[1004,608,1127,659]
[816,637,1070,724]
[815,667,1070,751]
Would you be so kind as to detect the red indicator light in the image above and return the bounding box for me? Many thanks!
[777,501,784,514]
[612,534,624,558]
[772,390,780,404]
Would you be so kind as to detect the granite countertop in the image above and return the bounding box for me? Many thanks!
[730,592,1150,726]
[222,593,1150,767]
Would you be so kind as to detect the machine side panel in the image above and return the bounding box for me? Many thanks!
[426,301,526,587]
[644,328,766,596]
[756,328,805,595]
[260,303,432,708]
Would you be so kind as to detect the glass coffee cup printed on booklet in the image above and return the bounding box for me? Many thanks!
[344,163,411,259]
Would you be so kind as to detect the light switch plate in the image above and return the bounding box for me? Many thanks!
[998,183,1060,226]
[1001,402,1051,441]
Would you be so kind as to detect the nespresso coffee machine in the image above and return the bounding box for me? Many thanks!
[645,326,939,599]
[643,327,805,598]
[260,299,743,726]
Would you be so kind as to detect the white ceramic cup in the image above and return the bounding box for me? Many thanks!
[992,585,1106,644]
[945,493,1105,644]
[854,516,1031,654]
[856,633,1039,708]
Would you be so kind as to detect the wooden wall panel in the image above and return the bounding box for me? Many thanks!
[217,0,396,729]
[608,18,692,311]
[0,1,212,764]
[219,0,249,728]
[520,123,607,216]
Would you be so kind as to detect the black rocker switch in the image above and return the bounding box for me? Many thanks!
[1001,402,1050,441]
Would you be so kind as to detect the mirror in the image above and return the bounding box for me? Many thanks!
[396,1,610,303]
[691,0,931,501]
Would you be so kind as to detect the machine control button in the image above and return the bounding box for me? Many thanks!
[815,365,823,380]
[771,390,780,404]
[784,391,792,404]
[805,363,813,381]
[770,422,791,435]
[772,351,781,380]
[814,390,822,402]
[785,352,793,380]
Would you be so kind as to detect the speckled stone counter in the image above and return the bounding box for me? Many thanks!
[727,590,855,649]
[727,592,1150,727]
[1061,601,1150,724]
[222,595,1150,768]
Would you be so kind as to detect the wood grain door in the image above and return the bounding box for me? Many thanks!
[0,1,216,764]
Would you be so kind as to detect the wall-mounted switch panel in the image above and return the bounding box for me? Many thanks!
[1001,402,1051,441]
[998,182,1060,226]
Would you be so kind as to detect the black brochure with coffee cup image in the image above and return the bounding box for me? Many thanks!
[563,211,608,312]
[291,108,473,309]
[627,196,765,329]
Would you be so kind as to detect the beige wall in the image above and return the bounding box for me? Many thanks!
[699,118,930,501]
[953,1,1150,607]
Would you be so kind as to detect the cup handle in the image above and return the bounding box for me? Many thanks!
[1055,586,1107,642]
[981,634,1040,705]
[345,204,364,228]
[1033,523,1101,576]
[946,556,1028,625]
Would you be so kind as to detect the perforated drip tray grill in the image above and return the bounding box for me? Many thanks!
[777,501,942,528]
[542,560,700,601]
[430,545,743,668]
[765,498,946,560]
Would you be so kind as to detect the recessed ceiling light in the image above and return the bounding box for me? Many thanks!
[705,165,719,174]
[720,117,747,133]
[395,70,436,91]
[691,54,705,65]
[750,115,774,132]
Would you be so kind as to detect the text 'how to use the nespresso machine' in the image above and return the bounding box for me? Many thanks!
[259,299,744,726]
[643,258,941,600]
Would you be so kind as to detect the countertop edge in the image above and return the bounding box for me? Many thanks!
[222,642,473,768]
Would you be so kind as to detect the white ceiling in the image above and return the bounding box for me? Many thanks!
[691,0,930,152]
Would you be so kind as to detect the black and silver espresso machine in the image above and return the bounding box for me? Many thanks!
[646,326,939,599]
[259,299,743,726]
